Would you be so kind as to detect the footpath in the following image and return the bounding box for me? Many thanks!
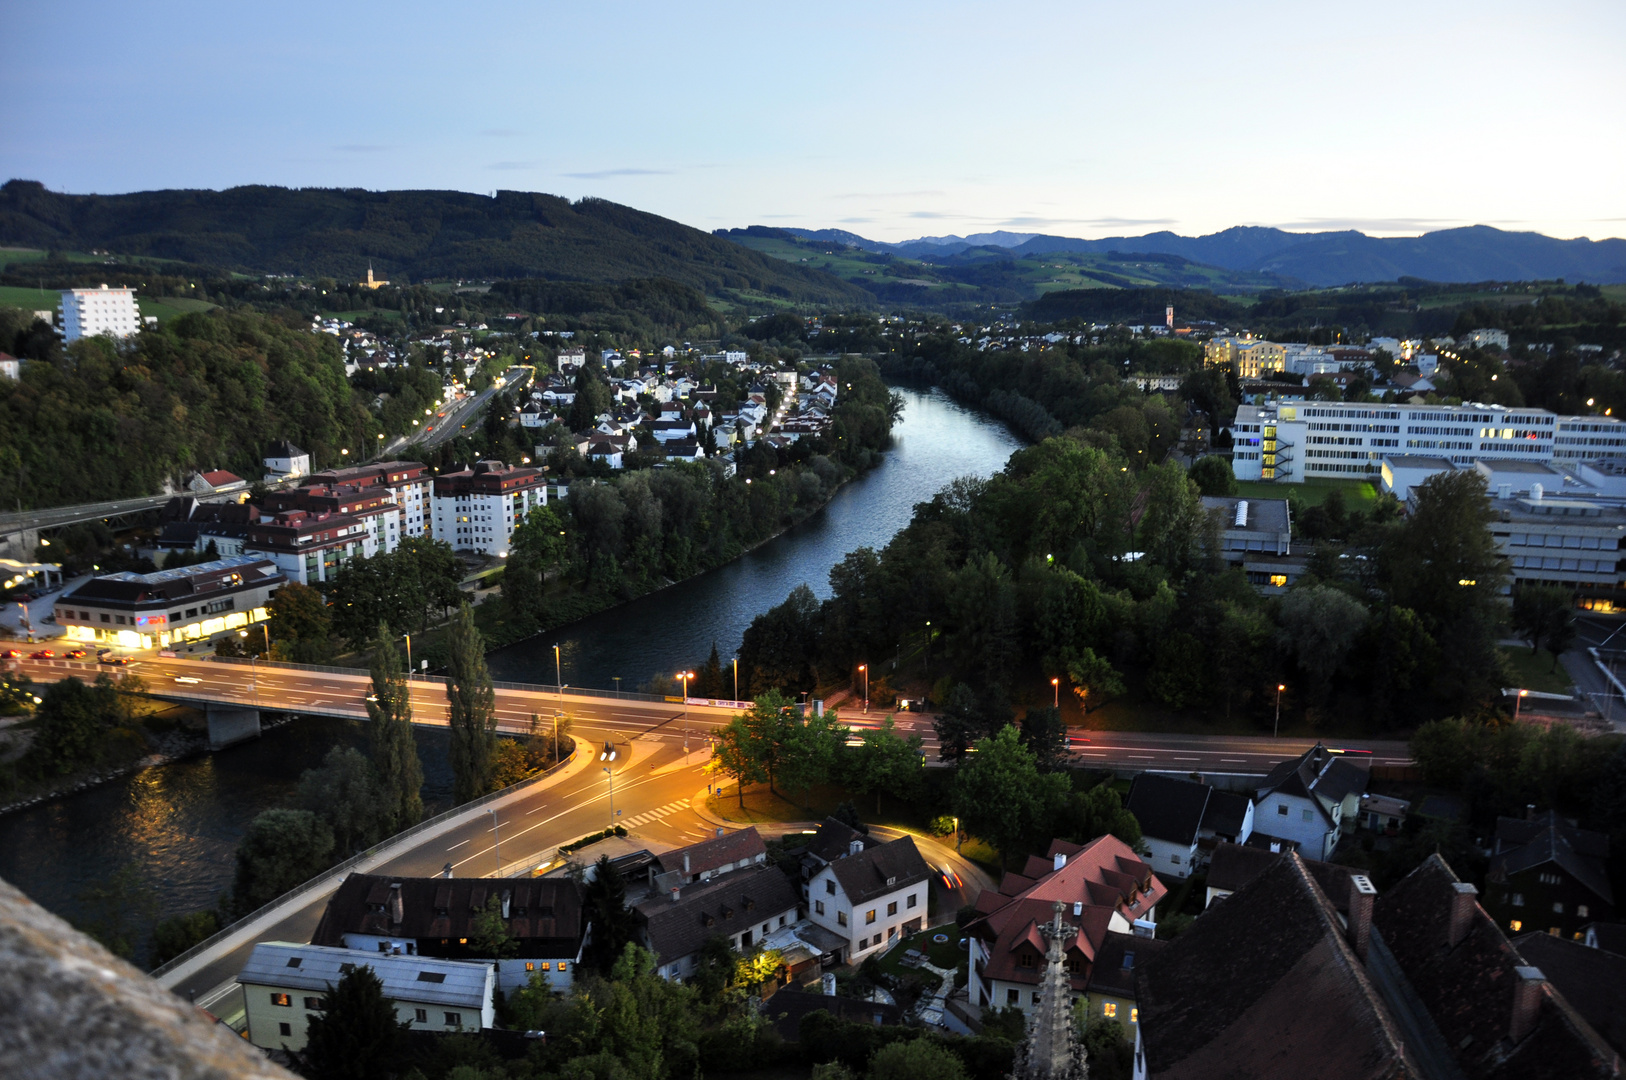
[155,735,597,996]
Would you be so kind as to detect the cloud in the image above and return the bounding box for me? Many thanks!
[336,144,389,154]
[561,167,673,179]
[838,217,875,224]
[487,161,538,171]
[908,210,950,219]
[1263,216,1457,232]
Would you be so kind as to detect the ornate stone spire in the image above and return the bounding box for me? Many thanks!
[1014,901,1088,1080]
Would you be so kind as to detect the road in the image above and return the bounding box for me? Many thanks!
[382,366,531,456]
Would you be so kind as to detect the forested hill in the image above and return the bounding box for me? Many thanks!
[0,180,871,305]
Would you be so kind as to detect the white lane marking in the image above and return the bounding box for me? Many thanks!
[446,839,469,850]
[1221,759,1247,763]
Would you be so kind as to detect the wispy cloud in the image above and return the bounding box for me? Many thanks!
[908,210,950,219]
[838,217,874,224]
[561,167,673,179]
[336,144,389,154]
[1264,216,1456,232]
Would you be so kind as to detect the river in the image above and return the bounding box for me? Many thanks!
[0,386,1021,965]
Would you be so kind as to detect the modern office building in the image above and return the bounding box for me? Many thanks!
[59,285,142,341]
[56,556,284,650]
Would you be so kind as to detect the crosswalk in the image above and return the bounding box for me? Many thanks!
[622,800,692,828]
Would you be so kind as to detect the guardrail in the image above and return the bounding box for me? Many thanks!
[147,739,582,986]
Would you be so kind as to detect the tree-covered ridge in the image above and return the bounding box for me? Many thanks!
[0,180,872,305]
[0,307,393,508]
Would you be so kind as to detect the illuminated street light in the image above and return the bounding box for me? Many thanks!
[1274,683,1286,738]
[858,664,868,712]
[1052,677,1060,709]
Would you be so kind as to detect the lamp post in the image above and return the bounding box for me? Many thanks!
[600,738,618,827]
[488,809,501,874]
[1051,677,1060,709]
[1274,683,1286,738]
[732,657,739,703]
[1514,688,1528,723]
[403,632,412,675]
[553,641,563,727]
[952,815,961,853]
[858,664,868,713]
[678,671,696,741]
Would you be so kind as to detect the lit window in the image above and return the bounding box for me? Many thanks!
[1510,920,1522,932]
[558,962,567,972]
[525,962,534,972]
[1269,574,1288,587]
[1103,1003,1117,1018]
[866,909,877,925]
[1578,905,1590,918]
[270,993,291,1007]
[1131,1008,1138,1023]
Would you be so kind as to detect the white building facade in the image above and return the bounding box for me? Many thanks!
[60,285,141,341]
[430,460,548,557]
[805,836,931,964]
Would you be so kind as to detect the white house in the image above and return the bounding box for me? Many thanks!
[263,440,311,482]
[805,835,932,964]
[1252,743,1368,861]
[237,942,495,1052]
[60,284,141,341]
[1124,774,1214,880]
[636,865,800,982]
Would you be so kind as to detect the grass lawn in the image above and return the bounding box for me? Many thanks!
[1500,647,1576,695]
[1235,477,1378,507]
[874,926,968,979]
[0,286,61,311]
[704,781,925,830]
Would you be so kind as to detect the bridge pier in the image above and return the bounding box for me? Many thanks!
[206,704,261,749]
[0,526,40,561]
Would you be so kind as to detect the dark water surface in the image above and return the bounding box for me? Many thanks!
[0,387,1020,963]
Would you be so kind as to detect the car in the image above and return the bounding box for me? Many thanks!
[939,864,963,890]
[0,649,20,659]
[64,649,86,659]
[174,676,201,684]
[28,650,54,659]
[99,655,135,666]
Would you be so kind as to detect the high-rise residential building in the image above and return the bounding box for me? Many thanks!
[59,285,141,341]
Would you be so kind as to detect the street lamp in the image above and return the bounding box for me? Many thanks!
[1514,688,1528,723]
[952,815,961,853]
[858,664,868,713]
[1275,683,1286,738]
[732,657,739,703]
[1051,677,1060,709]
[553,642,563,723]
[488,809,501,874]
[678,671,696,741]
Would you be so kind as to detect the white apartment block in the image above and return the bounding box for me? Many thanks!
[1229,400,1626,484]
[60,285,141,341]
[431,460,548,557]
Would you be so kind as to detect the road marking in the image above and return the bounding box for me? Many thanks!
[1221,758,1247,763]
[446,839,469,850]
[1173,756,1201,761]
[1129,755,1154,759]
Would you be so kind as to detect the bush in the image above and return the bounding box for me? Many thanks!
[149,909,221,968]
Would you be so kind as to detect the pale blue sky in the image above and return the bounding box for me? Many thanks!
[4,0,1623,241]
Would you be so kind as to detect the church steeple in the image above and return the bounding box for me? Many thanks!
[1014,902,1088,1080]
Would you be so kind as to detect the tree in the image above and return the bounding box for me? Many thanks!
[867,1038,967,1080]
[952,725,1069,865]
[505,503,568,625]
[149,909,220,968]
[469,894,518,959]
[713,713,766,806]
[934,683,1007,764]
[1187,455,1238,497]
[29,675,126,774]
[76,862,156,961]
[738,584,822,693]
[1019,706,1068,772]
[1059,781,1143,850]
[231,808,334,917]
[1138,461,1205,578]
[582,855,638,975]
[302,963,410,1080]
[298,745,388,855]
[779,708,845,806]
[265,581,332,663]
[1065,648,1124,710]
[742,690,797,795]
[1512,584,1578,672]
[844,716,925,813]
[1275,585,1370,696]
[367,626,423,833]
[445,602,498,804]
[1082,1015,1135,1080]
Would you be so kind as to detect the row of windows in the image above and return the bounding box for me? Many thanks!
[1406,439,1475,450]
[1504,533,1615,550]
[1308,423,1401,433]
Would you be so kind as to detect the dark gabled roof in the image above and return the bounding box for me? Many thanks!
[1372,854,1620,1080]
[1319,759,1370,804]
[1585,922,1626,958]
[827,836,932,906]
[638,865,799,965]
[1199,789,1252,838]
[311,874,584,955]
[804,818,873,866]
[1135,852,1416,1080]
[1206,842,1285,895]
[1126,774,1212,846]
[1085,931,1166,999]
[1490,812,1613,905]
[764,988,901,1042]
[1513,932,1626,1057]
[265,440,307,458]
[655,827,766,880]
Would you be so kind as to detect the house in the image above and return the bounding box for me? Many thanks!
[0,351,19,381]
[1359,793,1410,834]
[1202,842,1284,908]
[1512,932,1626,1057]
[263,440,311,482]
[237,941,495,1053]
[805,834,932,965]
[650,827,768,889]
[55,555,285,652]
[1198,788,1254,850]
[1484,809,1614,938]
[1372,854,1620,1079]
[659,439,706,462]
[1133,854,1412,1080]
[1252,742,1368,860]
[635,865,800,982]
[966,836,1166,1022]
[1125,774,1212,880]
[310,874,587,995]
[188,470,246,495]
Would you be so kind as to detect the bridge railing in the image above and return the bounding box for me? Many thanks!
[204,655,670,703]
[147,740,581,985]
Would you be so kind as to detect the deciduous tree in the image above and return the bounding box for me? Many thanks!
[446,603,498,804]
[366,626,422,833]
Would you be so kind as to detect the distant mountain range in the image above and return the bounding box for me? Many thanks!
[782,224,1626,286]
[0,180,871,306]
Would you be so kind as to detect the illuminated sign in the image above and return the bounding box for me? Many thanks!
[135,614,167,627]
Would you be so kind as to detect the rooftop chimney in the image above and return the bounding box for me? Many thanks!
[388,882,404,928]
[1510,966,1545,1042]
[1448,882,1479,948]
[501,890,511,919]
[1498,483,1512,500]
[1347,875,1377,961]
[848,839,865,857]
[1072,901,1083,917]
[682,853,691,876]
[670,887,681,904]
[1053,852,1067,873]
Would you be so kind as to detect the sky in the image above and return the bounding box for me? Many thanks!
[4,0,1623,243]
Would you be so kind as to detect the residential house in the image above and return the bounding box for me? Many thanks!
[1512,932,1626,1057]
[238,941,495,1053]
[1484,809,1614,938]
[650,827,768,889]
[1201,842,1284,908]
[263,439,311,482]
[635,865,800,982]
[659,439,706,462]
[1124,774,1211,880]
[311,874,587,995]
[1252,742,1368,860]
[966,836,1167,1022]
[1359,793,1410,834]
[188,470,246,495]
[805,835,932,965]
